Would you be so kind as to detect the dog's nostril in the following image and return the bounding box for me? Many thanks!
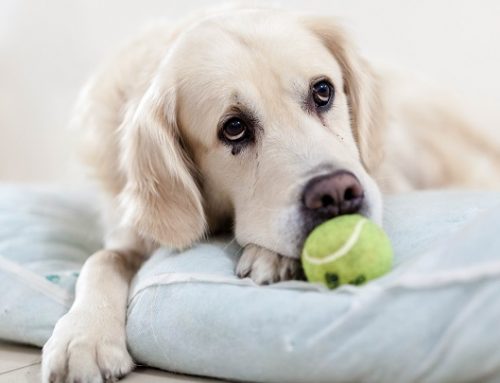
[344,187,355,201]
[321,194,335,207]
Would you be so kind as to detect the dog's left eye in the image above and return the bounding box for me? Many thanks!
[222,118,248,142]
[312,80,334,108]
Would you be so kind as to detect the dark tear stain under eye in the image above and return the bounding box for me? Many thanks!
[319,115,328,128]
[231,145,243,155]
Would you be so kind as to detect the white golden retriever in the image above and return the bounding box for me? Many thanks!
[42,6,500,382]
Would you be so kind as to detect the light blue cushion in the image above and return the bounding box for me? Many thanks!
[0,186,101,345]
[1,185,500,382]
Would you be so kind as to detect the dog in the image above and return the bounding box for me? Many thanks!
[41,6,500,382]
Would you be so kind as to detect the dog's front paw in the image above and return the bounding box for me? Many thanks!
[42,308,134,383]
[236,244,304,285]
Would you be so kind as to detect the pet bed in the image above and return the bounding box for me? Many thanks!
[1,185,500,382]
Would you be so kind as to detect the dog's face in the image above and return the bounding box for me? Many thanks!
[121,10,383,258]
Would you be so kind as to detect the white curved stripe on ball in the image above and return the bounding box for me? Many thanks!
[303,218,367,265]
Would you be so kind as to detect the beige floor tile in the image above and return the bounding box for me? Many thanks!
[0,362,41,383]
[0,364,226,383]
[0,341,40,374]
[124,367,225,382]
[0,341,226,383]
[0,363,221,383]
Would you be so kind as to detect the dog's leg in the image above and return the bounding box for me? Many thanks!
[42,227,154,383]
[236,244,304,285]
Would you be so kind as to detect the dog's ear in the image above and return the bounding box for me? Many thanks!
[302,16,385,172]
[119,76,206,249]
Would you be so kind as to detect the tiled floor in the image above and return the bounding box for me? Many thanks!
[0,341,223,383]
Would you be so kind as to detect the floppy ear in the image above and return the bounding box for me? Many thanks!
[119,77,206,249]
[302,17,386,172]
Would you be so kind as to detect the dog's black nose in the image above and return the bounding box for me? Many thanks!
[302,170,364,223]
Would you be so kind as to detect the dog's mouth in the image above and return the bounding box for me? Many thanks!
[273,200,371,261]
[297,202,369,246]
[235,167,380,260]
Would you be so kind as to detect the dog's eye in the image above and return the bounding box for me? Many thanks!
[222,118,247,141]
[312,80,334,108]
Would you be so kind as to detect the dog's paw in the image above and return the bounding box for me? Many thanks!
[42,309,134,383]
[236,244,304,285]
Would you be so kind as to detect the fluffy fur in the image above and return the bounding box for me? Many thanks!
[42,6,500,383]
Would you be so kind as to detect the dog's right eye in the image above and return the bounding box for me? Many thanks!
[312,80,334,109]
[221,118,248,142]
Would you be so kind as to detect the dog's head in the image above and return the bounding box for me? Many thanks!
[120,9,384,257]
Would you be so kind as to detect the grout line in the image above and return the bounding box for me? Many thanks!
[0,361,41,376]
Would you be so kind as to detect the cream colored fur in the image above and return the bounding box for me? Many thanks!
[42,7,500,383]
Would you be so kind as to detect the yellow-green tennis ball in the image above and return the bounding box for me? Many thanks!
[301,214,393,289]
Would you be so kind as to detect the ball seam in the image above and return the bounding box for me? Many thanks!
[303,218,367,265]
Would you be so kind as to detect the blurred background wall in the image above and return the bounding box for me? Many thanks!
[1,0,499,183]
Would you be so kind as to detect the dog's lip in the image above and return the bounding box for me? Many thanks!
[301,198,365,217]
[300,202,371,233]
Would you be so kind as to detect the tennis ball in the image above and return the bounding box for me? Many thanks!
[301,214,393,289]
